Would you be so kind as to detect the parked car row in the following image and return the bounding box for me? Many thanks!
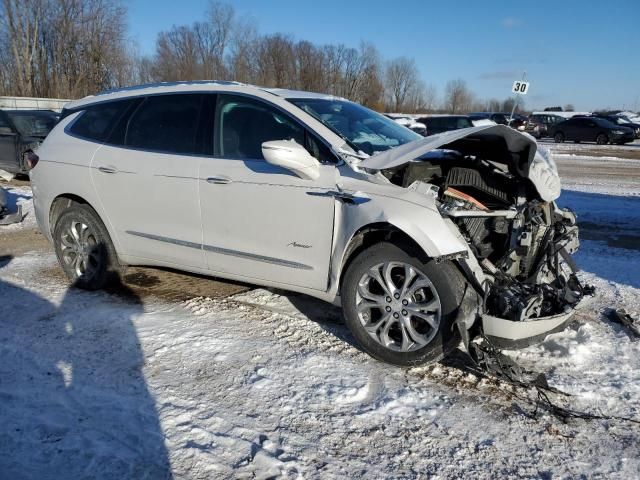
[549,116,636,145]
[400,111,639,145]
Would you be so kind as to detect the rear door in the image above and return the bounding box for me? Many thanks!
[562,119,579,140]
[199,93,336,290]
[91,93,209,268]
[0,111,19,173]
[584,119,600,142]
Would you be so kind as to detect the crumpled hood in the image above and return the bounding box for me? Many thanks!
[359,125,536,169]
[357,124,561,202]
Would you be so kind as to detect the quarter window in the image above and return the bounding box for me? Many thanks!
[125,94,205,155]
[215,95,305,160]
[69,99,133,142]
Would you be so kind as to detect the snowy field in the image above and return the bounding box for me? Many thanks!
[1,150,639,478]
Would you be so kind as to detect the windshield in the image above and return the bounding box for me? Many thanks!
[288,98,421,155]
[7,111,57,137]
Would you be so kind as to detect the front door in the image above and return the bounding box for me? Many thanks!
[199,94,336,291]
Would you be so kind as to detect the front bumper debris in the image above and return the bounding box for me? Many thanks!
[482,294,593,349]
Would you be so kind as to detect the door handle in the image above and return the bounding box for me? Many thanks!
[97,166,117,174]
[206,176,232,184]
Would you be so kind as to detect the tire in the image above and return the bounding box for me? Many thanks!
[573,140,581,144]
[596,133,608,145]
[341,242,466,367]
[53,204,122,290]
[554,132,565,143]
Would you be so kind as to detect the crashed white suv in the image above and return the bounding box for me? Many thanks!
[31,81,588,366]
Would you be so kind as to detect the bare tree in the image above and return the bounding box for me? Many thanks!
[564,103,575,112]
[1,0,46,96]
[295,40,325,92]
[1,0,133,98]
[419,84,438,113]
[227,16,258,83]
[487,98,501,112]
[384,57,422,112]
[444,79,474,113]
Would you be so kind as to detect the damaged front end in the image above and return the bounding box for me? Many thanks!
[359,125,593,349]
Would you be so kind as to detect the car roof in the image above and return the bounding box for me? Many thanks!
[418,114,470,118]
[63,81,341,110]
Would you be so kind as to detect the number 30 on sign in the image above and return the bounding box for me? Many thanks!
[511,81,530,95]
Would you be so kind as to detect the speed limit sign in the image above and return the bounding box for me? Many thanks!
[512,80,530,95]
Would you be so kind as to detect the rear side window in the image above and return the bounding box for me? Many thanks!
[69,100,133,142]
[125,94,205,155]
[456,117,472,128]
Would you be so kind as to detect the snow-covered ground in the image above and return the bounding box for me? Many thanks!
[1,156,640,478]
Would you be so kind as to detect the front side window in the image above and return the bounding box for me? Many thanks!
[125,94,205,155]
[215,94,305,160]
[289,98,420,156]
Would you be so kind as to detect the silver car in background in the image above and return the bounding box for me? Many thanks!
[30,81,589,366]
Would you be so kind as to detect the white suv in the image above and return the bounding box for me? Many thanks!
[31,81,588,366]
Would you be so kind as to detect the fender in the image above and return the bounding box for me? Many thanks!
[326,172,469,301]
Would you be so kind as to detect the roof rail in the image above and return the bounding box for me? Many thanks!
[95,80,245,96]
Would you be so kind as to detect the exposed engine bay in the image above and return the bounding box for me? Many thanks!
[380,143,591,324]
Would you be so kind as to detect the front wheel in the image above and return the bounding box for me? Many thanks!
[596,133,609,145]
[53,204,122,290]
[341,243,466,367]
[554,132,565,143]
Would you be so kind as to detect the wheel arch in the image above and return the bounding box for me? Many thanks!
[49,193,92,236]
[337,222,429,295]
[49,193,125,266]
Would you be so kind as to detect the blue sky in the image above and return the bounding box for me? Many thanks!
[128,0,640,111]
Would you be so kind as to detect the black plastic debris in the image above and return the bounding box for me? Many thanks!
[605,308,640,339]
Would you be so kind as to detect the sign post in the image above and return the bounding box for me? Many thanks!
[509,73,529,126]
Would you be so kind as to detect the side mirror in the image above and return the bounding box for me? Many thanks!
[0,126,15,136]
[262,139,320,180]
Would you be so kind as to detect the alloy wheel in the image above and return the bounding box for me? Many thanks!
[355,261,442,352]
[59,220,101,280]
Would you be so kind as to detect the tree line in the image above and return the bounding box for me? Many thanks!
[0,0,524,113]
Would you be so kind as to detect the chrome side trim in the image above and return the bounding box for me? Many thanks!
[202,244,312,270]
[125,230,313,271]
[126,231,201,249]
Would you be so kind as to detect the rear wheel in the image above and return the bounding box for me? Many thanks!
[554,132,565,143]
[53,204,122,290]
[341,242,466,367]
[596,133,608,145]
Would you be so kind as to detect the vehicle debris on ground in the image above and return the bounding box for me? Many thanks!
[0,169,23,225]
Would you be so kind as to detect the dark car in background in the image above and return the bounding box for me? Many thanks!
[0,109,58,174]
[469,112,509,125]
[592,113,640,138]
[525,113,565,138]
[416,115,473,135]
[549,116,635,145]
